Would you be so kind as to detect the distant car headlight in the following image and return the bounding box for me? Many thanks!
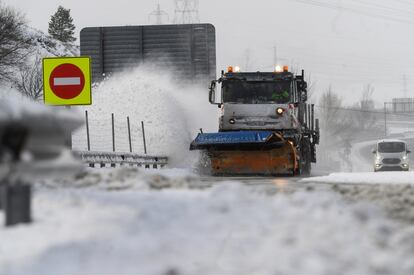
[229,118,236,124]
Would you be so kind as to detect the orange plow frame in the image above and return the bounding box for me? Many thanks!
[208,137,298,176]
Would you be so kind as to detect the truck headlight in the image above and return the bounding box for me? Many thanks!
[402,155,408,160]
[276,108,285,115]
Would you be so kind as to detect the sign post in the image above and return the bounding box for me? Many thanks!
[43,56,92,147]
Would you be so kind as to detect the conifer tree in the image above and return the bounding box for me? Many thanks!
[48,6,76,43]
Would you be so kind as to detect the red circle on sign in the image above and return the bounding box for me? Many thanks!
[49,63,85,99]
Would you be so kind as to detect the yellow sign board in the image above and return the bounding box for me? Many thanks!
[43,57,92,106]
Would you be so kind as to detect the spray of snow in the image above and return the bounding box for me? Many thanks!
[73,65,218,168]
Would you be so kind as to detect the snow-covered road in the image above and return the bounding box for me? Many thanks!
[1,168,414,275]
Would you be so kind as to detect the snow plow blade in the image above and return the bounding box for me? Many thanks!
[190,131,298,176]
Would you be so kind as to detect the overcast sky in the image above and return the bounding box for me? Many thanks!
[4,0,414,104]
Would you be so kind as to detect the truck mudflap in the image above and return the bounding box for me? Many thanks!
[190,131,298,176]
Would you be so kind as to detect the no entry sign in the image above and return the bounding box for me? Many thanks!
[43,57,91,105]
[50,63,85,99]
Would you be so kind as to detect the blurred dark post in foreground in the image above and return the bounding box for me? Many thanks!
[0,123,31,226]
[0,99,84,227]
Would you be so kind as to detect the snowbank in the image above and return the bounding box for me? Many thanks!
[302,171,414,185]
[1,168,414,275]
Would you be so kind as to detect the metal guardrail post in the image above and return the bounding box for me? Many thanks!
[112,113,116,152]
[127,117,132,153]
[85,110,91,151]
[384,102,388,137]
[141,121,147,155]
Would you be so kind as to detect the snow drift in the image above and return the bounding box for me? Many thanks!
[1,168,414,275]
[302,171,414,185]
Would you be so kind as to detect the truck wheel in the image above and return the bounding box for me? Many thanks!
[195,151,212,176]
[301,139,312,176]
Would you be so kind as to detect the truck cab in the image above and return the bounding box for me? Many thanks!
[209,67,314,143]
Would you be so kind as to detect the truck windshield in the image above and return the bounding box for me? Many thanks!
[222,80,291,104]
[378,142,406,153]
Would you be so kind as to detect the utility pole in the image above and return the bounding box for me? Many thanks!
[149,3,169,25]
[174,0,200,24]
[403,74,408,98]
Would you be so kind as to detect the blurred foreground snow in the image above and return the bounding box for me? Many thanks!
[1,168,414,275]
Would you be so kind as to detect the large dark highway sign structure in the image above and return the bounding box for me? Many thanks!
[80,23,216,84]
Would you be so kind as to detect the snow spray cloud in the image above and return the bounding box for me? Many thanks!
[73,65,218,168]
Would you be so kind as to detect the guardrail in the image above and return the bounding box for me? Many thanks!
[74,151,168,169]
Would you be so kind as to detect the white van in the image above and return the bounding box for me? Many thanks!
[373,139,411,172]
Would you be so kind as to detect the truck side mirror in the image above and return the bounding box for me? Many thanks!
[301,91,307,102]
[209,81,219,105]
[407,149,412,154]
[372,150,377,154]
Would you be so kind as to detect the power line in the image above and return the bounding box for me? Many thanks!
[314,104,414,119]
[173,0,200,24]
[348,0,414,17]
[391,0,414,8]
[290,0,414,25]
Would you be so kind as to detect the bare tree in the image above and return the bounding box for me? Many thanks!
[356,84,377,130]
[319,86,343,131]
[317,86,356,170]
[345,84,382,139]
[15,55,43,101]
[0,2,32,82]
[318,86,354,147]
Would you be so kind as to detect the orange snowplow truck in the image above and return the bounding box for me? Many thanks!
[190,66,320,176]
